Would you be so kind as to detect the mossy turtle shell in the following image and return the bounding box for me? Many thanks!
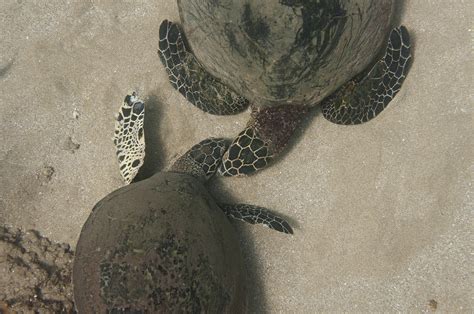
[73,172,246,313]
[178,0,394,106]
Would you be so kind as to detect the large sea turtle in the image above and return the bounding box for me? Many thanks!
[158,0,411,176]
[73,93,292,313]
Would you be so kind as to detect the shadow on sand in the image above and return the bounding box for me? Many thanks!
[208,180,273,312]
[133,93,166,182]
[132,92,270,311]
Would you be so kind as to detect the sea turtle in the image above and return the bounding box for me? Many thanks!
[158,0,411,176]
[73,93,292,313]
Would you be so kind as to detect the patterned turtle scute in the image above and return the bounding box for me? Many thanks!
[170,138,228,181]
[187,138,227,178]
[219,105,310,176]
[219,128,271,176]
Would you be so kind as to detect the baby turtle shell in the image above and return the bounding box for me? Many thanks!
[73,172,246,313]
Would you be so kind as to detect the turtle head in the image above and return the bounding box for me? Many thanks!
[170,138,228,182]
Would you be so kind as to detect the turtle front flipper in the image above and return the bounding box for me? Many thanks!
[219,105,310,176]
[158,20,249,115]
[219,203,293,235]
[321,26,411,125]
[114,92,146,184]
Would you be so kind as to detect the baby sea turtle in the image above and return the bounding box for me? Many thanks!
[73,94,292,313]
[158,0,411,176]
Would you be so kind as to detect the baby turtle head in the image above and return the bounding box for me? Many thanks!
[114,92,146,184]
[170,138,228,182]
[113,92,228,184]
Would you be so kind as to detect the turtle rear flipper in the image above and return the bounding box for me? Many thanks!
[114,92,146,184]
[219,203,293,234]
[158,20,249,115]
[321,26,411,125]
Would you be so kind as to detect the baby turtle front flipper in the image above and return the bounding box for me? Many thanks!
[219,203,293,235]
[114,92,145,184]
[158,20,249,115]
[321,26,411,125]
[219,105,310,176]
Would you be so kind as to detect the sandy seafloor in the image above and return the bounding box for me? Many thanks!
[0,0,472,312]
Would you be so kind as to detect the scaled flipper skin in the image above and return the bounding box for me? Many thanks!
[113,92,146,184]
[321,26,411,125]
[158,20,249,115]
[170,137,228,181]
[220,203,293,234]
[219,105,309,176]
